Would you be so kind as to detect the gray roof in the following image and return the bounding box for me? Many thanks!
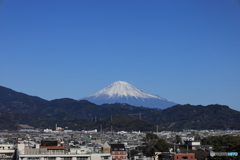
[102,142,110,148]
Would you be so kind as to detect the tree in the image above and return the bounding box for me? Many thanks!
[194,134,201,141]
[201,135,240,160]
[143,133,169,157]
[143,133,159,156]
[154,138,169,152]
[175,135,181,144]
[146,132,159,141]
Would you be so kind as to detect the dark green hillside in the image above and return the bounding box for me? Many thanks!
[38,99,159,120]
[0,86,46,102]
[1,85,240,130]
[0,86,48,113]
[157,104,240,129]
[0,111,158,131]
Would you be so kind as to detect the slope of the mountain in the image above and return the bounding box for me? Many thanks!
[82,81,177,109]
[157,104,240,129]
[1,85,240,130]
[0,85,48,113]
[0,85,47,102]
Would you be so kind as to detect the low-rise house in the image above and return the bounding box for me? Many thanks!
[157,152,197,160]
[102,142,111,153]
[181,141,212,151]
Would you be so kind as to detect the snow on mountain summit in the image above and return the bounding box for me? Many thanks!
[82,81,177,109]
[87,81,165,100]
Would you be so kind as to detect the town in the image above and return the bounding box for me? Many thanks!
[1,125,240,160]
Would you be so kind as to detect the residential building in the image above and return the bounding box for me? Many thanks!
[0,144,16,160]
[102,142,111,153]
[158,152,196,160]
[17,140,111,160]
[110,144,127,160]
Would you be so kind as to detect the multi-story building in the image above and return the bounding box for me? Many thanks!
[0,144,16,160]
[110,144,127,160]
[17,140,111,160]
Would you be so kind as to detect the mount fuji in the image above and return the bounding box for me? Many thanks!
[82,81,177,109]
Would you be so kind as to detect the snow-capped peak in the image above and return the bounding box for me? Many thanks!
[82,81,177,109]
[85,81,166,100]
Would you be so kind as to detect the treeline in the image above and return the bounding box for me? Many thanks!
[202,135,240,152]
[132,133,240,160]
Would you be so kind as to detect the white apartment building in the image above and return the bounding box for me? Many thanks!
[0,144,15,160]
[17,141,111,160]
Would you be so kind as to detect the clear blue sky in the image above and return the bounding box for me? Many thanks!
[1,0,240,111]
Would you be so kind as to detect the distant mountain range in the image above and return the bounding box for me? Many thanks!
[82,81,177,109]
[1,85,240,131]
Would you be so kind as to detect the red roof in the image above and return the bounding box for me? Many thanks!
[40,146,65,149]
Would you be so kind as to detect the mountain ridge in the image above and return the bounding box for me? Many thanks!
[1,85,240,130]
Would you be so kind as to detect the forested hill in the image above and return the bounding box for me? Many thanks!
[1,85,240,130]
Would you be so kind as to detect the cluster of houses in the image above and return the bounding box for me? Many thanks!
[0,128,239,160]
[0,140,126,160]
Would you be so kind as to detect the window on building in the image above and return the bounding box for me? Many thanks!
[182,156,188,159]
[61,157,72,160]
[101,156,109,160]
[28,158,40,160]
[76,157,88,160]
